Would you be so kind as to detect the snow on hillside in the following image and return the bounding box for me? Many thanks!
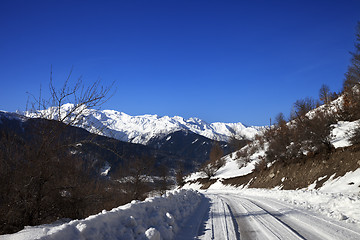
[0,111,27,123]
[184,118,360,193]
[0,190,203,240]
[25,104,261,144]
[330,120,359,148]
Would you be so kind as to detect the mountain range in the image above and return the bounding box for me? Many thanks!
[26,103,262,145]
[0,109,247,175]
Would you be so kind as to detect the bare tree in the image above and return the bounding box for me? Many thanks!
[27,67,114,132]
[210,142,225,168]
[275,112,286,127]
[202,142,224,178]
[341,22,360,121]
[175,163,185,187]
[294,97,316,118]
[0,68,115,234]
[157,164,170,194]
[343,22,360,91]
[319,84,331,105]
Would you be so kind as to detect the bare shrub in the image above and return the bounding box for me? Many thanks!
[350,124,360,145]
[175,163,185,187]
[201,143,224,178]
[253,159,267,173]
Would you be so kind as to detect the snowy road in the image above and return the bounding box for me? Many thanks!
[179,190,360,240]
[3,189,360,240]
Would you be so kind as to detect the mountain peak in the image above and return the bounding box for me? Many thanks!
[27,104,262,144]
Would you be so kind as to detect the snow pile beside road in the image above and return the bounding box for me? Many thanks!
[1,190,203,240]
[250,188,360,225]
[317,168,360,193]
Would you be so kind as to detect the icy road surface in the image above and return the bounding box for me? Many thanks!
[178,190,360,240]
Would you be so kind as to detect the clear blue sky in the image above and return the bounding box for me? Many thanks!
[1,0,359,126]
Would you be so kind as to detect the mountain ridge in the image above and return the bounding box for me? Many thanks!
[25,103,262,145]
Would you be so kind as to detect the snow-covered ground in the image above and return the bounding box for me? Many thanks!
[181,175,360,232]
[198,189,360,239]
[0,190,203,240]
[186,119,360,191]
[330,120,359,148]
[4,186,360,240]
[3,108,359,239]
[178,118,360,238]
[3,160,360,239]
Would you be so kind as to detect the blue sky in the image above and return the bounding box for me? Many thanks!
[1,0,359,126]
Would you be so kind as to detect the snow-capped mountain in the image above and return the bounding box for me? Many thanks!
[26,104,262,145]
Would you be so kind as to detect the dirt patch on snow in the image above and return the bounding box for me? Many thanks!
[187,178,217,189]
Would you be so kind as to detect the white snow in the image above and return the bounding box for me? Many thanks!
[0,111,28,123]
[184,118,360,191]
[3,100,360,239]
[0,190,203,240]
[235,188,360,226]
[25,104,262,144]
[199,184,360,231]
[319,169,360,193]
[330,120,359,148]
[198,189,360,239]
[181,117,360,234]
[214,155,255,179]
[100,162,111,176]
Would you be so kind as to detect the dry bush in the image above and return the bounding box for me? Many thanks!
[265,112,333,165]
[253,159,267,173]
[201,143,224,178]
[236,148,248,160]
[350,124,360,145]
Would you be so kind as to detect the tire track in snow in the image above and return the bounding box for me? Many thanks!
[220,194,304,240]
[247,195,360,240]
[215,192,360,240]
[198,195,239,240]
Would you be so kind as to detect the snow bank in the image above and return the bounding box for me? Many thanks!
[1,190,203,240]
[319,168,360,193]
[244,188,360,225]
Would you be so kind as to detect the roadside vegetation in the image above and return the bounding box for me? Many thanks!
[235,22,360,173]
[0,73,172,235]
